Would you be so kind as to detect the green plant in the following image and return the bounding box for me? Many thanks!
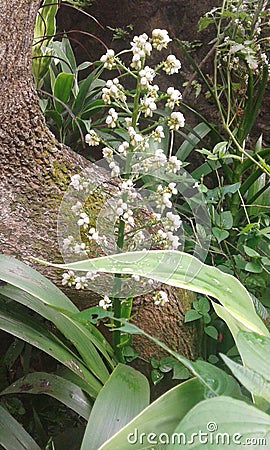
[0,256,115,394]
[174,0,270,317]
[44,249,268,336]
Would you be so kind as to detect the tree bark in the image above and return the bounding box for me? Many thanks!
[0,0,200,362]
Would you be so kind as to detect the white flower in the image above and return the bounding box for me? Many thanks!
[85,130,101,146]
[71,201,82,215]
[109,161,120,177]
[162,192,172,208]
[99,295,112,310]
[154,148,167,165]
[77,212,90,229]
[70,174,81,191]
[100,49,115,70]
[74,243,87,254]
[168,111,185,130]
[152,125,165,142]
[125,117,132,127]
[152,29,171,51]
[166,231,179,249]
[147,84,159,99]
[87,227,99,242]
[168,182,177,195]
[120,179,133,191]
[139,66,156,88]
[163,54,181,75]
[62,270,75,287]
[167,155,182,173]
[132,274,140,282]
[102,78,126,104]
[102,147,114,160]
[128,126,143,147]
[86,270,99,280]
[105,108,118,128]
[140,96,157,117]
[62,235,74,250]
[123,209,134,226]
[166,87,182,109]
[74,275,88,290]
[130,33,152,70]
[116,198,128,216]
[153,290,169,306]
[166,211,182,230]
[118,141,129,156]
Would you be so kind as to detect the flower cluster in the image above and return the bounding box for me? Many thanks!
[62,270,99,289]
[153,290,169,306]
[102,78,126,105]
[65,29,186,318]
[85,130,101,146]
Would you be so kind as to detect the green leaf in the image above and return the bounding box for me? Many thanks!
[1,372,92,420]
[220,211,233,230]
[184,309,202,322]
[0,255,113,384]
[212,227,229,243]
[39,249,268,335]
[243,245,261,258]
[99,378,205,450]
[0,255,77,313]
[73,69,102,116]
[236,331,270,383]
[213,141,228,155]
[193,297,210,314]
[198,15,214,31]
[53,72,74,113]
[221,354,270,403]
[0,404,41,450]
[81,364,149,450]
[245,262,263,273]
[204,325,218,340]
[151,369,164,385]
[168,396,270,449]
[176,122,211,160]
[0,297,102,398]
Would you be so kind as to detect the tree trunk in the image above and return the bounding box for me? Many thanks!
[0,0,200,362]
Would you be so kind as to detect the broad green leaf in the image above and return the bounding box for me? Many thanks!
[79,312,242,400]
[53,73,74,113]
[243,246,261,258]
[0,404,41,450]
[0,254,77,313]
[0,287,112,384]
[189,360,242,398]
[0,297,101,398]
[1,372,92,420]
[81,364,149,450]
[40,250,269,335]
[184,309,202,322]
[236,331,270,383]
[0,255,113,383]
[221,354,270,403]
[204,325,218,340]
[99,378,205,450]
[245,262,263,273]
[169,396,270,449]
